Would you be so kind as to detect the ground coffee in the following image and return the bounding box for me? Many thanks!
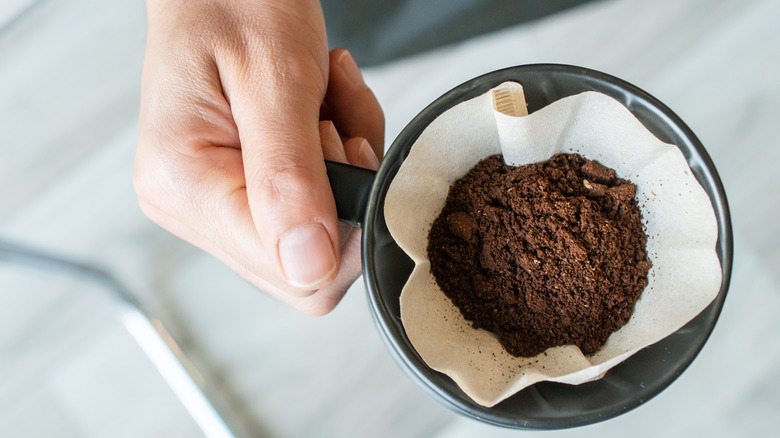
[427,153,652,357]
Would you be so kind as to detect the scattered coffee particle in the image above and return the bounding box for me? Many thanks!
[427,153,652,357]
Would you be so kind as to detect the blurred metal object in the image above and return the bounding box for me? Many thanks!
[0,239,251,438]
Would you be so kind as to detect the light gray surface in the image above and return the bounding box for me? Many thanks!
[0,0,36,28]
[1,0,779,437]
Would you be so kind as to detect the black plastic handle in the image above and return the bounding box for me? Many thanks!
[325,161,376,228]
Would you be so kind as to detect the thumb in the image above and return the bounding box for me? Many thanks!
[229,66,338,293]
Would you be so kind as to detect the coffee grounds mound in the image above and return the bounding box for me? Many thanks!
[427,153,652,357]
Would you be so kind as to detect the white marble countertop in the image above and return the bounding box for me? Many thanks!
[2,0,779,437]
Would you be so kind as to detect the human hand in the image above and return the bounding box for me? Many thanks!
[134,0,384,315]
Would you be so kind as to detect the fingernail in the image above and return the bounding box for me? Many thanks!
[319,120,344,155]
[279,224,337,288]
[322,127,348,163]
[358,138,380,169]
[338,50,364,86]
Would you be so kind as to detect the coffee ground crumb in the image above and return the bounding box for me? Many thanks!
[427,153,652,357]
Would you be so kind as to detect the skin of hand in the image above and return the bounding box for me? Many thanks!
[134,0,384,315]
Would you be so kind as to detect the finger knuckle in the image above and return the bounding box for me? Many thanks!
[133,137,197,210]
[250,151,315,203]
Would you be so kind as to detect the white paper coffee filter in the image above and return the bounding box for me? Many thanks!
[384,82,721,407]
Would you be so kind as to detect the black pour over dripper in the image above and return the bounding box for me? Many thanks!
[325,64,733,429]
